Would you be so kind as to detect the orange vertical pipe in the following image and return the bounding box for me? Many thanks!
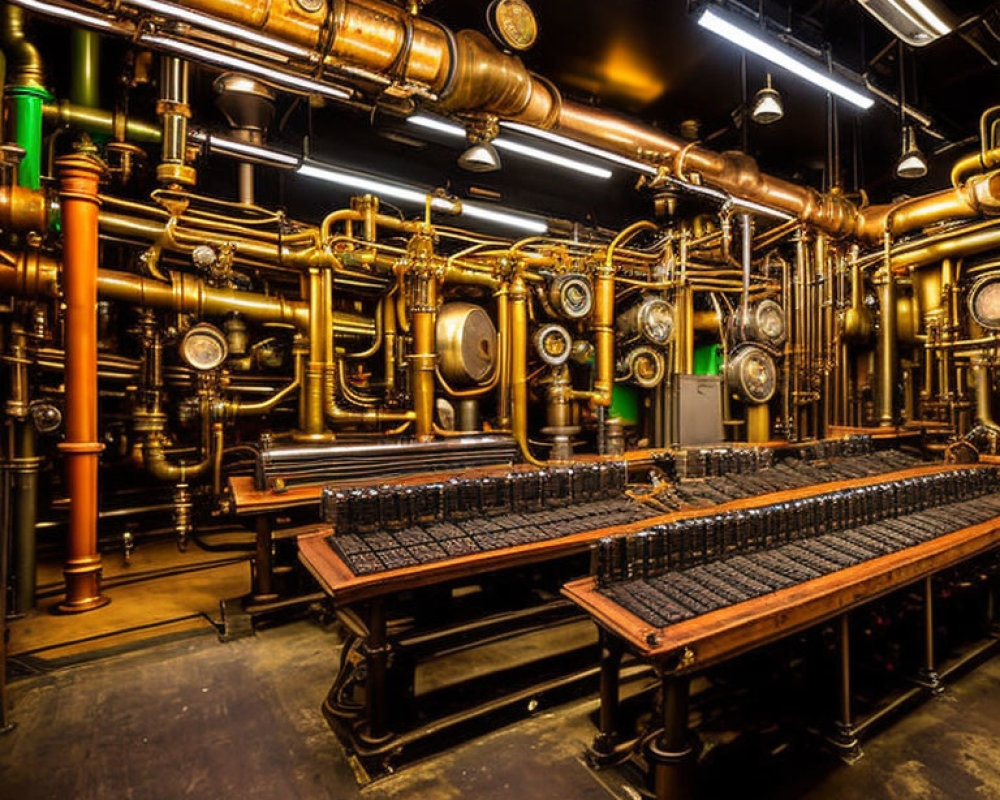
[57,153,109,613]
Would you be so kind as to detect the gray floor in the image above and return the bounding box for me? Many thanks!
[4,620,1000,799]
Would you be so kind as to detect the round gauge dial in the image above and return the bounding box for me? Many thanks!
[752,299,787,346]
[180,323,228,371]
[969,276,1000,330]
[534,324,572,366]
[547,273,593,320]
[727,345,777,404]
[487,0,538,51]
[624,346,666,388]
[637,298,675,346]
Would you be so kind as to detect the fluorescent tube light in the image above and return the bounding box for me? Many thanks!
[500,121,659,174]
[296,162,548,234]
[9,0,118,30]
[139,35,351,101]
[408,114,613,179]
[125,0,312,59]
[697,8,875,110]
[195,133,301,167]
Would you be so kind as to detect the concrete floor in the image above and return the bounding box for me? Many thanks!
[5,620,1000,800]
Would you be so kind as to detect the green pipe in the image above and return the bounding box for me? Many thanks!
[7,84,50,189]
[11,420,37,613]
[70,29,99,109]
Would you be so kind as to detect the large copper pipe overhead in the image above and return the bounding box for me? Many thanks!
[56,152,109,612]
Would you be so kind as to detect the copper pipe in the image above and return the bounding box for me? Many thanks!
[508,275,541,464]
[56,153,108,613]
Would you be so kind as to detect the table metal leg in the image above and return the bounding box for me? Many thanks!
[916,576,942,693]
[589,627,624,764]
[646,673,694,800]
[829,613,861,763]
[359,597,393,746]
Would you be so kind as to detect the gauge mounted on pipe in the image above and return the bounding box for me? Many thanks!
[968,275,1000,330]
[546,273,593,320]
[616,296,675,346]
[729,299,787,347]
[534,324,573,366]
[179,323,229,371]
[726,344,777,404]
[620,345,667,388]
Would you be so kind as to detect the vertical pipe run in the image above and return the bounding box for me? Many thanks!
[69,29,99,109]
[2,4,48,190]
[57,153,108,613]
[877,265,898,427]
[157,57,195,187]
[410,272,437,441]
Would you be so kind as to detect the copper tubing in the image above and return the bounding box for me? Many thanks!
[0,184,51,232]
[56,153,108,613]
[877,261,898,428]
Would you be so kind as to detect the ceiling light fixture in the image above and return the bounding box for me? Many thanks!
[856,0,952,46]
[125,0,311,59]
[457,141,503,173]
[9,0,118,30]
[296,162,548,234]
[408,114,612,179]
[697,7,875,110]
[896,125,928,179]
[751,74,784,125]
[139,35,352,101]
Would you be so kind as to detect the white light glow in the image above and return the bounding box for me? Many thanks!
[697,9,875,110]
[10,0,118,30]
[139,35,351,101]
[407,114,612,179]
[500,121,659,174]
[296,162,548,234]
[887,0,951,35]
[125,0,312,59]
[205,135,301,167]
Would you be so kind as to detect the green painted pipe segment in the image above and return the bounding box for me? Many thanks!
[610,384,640,426]
[6,84,51,189]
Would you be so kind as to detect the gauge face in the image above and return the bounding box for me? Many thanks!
[534,324,572,366]
[970,276,1000,330]
[753,299,786,345]
[180,324,228,371]
[549,273,593,320]
[625,346,666,388]
[487,0,538,51]
[638,298,675,346]
[728,345,777,404]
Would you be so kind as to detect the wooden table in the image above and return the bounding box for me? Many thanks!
[561,465,1000,800]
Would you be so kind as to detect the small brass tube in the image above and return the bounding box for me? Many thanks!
[495,283,511,429]
[973,359,997,428]
[382,285,397,398]
[410,272,438,440]
[747,403,770,443]
[157,56,195,186]
[508,275,541,463]
[877,259,898,427]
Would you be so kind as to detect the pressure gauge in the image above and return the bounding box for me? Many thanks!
[726,345,777,404]
[179,323,228,371]
[968,275,1000,330]
[730,299,786,346]
[487,0,538,51]
[547,273,593,320]
[534,324,572,366]
[616,297,675,346]
[622,345,666,388]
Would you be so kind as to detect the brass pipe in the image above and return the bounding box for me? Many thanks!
[43,100,162,143]
[2,4,42,87]
[952,147,1000,188]
[157,56,195,187]
[877,244,898,427]
[747,403,770,444]
[410,270,438,440]
[56,153,108,613]
[973,359,997,428]
[508,274,541,464]
[495,283,511,429]
[383,281,397,399]
[221,347,302,417]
